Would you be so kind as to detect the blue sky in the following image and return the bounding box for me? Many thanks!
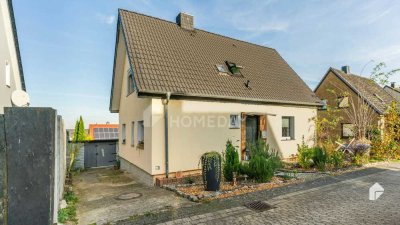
[13,0,400,128]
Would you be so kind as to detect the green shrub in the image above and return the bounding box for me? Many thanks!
[297,142,314,169]
[58,204,77,223]
[183,176,196,184]
[329,151,344,169]
[58,191,78,223]
[239,161,251,176]
[312,147,328,171]
[353,154,369,167]
[246,140,282,183]
[223,140,240,181]
[64,191,78,204]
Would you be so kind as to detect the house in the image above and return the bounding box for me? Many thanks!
[314,66,397,139]
[109,9,321,185]
[0,0,27,113]
[88,123,119,140]
[384,82,400,103]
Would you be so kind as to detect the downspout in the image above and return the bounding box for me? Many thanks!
[162,92,171,178]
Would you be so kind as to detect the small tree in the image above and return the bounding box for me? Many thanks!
[73,116,87,142]
[223,140,240,182]
[371,102,400,160]
[69,116,87,173]
[313,89,343,151]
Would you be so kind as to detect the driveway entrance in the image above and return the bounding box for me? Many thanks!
[74,168,193,225]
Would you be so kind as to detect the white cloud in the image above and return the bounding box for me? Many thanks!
[96,13,115,25]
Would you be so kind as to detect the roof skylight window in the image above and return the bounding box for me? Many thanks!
[216,64,228,73]
[374,93,385,103]
[226,61,242,76]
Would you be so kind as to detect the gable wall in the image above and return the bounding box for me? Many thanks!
[315,71,381,139]
[0,1,23,113]
[118,55,153,174]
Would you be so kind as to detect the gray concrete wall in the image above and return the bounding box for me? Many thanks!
[53,115,67,224]
[0,115,6,225]
[2,107,66,225]
[120,157,154,186]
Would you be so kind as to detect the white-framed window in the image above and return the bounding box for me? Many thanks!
[127,69,135,95]
[342,123,355,138]
[229,114,240,129]
[321,99,327,110]
[5,60,10,87]
[338,96,349,108]
[282,116,295,140]
[138,121,144,146]
[121,124,126,144]
[131,121,135,146]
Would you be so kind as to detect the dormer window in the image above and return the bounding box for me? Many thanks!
[225,61,242,76]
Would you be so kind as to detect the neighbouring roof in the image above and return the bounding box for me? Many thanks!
[6,0,26,91]
[316,67,397,115]
[384,86,400,103]
[110,9,321,111]
[89,124,119,140]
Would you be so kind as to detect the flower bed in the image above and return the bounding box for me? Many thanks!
[162,176,303,202]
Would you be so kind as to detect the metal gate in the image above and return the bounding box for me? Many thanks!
[84,141,117,168]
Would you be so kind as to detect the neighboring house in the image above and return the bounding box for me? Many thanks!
[109,10,321,185]
[384,83,400,103]
[314,66,397,139]
[88,123,119,140]
[0,0,26,113]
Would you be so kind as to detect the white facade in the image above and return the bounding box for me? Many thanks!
[117,56,317,178]
[0,0,25,114]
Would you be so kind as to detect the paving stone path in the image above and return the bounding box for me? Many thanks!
[118,163,400,225]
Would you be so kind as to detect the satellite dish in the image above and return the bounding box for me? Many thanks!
[11,90,30,107]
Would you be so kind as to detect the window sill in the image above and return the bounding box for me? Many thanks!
[122,141,126,145]
[137,143,144,149]
[281,138,295,141]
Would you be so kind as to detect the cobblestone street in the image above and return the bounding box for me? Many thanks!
[119,163,400,225]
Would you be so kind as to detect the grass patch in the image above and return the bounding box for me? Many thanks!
[58,191,78,224]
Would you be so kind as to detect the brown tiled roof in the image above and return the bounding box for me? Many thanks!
[117,9,321,106]
[331,68,397,114]
[384,86,400,103]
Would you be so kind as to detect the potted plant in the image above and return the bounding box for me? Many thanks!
[201,151,222,191]
[114,158,121,170]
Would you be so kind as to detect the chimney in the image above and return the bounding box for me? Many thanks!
[391,82,396,88]
[176,12,194,30]
[341,65,351,74]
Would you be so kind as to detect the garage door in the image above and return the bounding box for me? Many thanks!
[84,142,117,168]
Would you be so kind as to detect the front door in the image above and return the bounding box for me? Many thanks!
[245,115,259,160]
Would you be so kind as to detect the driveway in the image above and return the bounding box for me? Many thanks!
[73,168,194,225]
[119,163,400,225]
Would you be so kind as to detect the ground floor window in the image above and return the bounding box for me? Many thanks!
[138,121,144,147]
[229,114,240,128]
[342,123,355,138]
[121,124,126,144]
[282,116,295,140]
[131,122,135,146]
